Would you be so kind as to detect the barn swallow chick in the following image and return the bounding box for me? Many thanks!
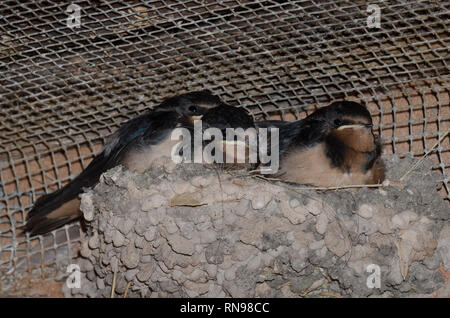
[258,101,385,187]
[199,104,257,168]
[22,90,224,236]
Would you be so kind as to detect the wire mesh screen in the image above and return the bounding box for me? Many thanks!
[0,0,449,285]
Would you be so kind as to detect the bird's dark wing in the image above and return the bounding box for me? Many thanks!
[278,118,329,154]
[255,120,289,129]
[22,110,180,236]
[256,118,329,156]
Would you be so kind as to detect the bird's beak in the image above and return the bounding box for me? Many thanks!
[187,114,204,126]
[336,123,372,130]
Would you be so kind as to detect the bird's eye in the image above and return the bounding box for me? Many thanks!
[188,105,198,113]
[334,119,342,127]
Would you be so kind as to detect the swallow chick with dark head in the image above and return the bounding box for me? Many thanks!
[200,104,257,169]
[257,101,385,187]
[22,90,224,236]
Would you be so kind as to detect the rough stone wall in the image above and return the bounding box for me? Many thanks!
[63,155,449,298]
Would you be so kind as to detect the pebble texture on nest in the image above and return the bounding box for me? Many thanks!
[63,155,450,298]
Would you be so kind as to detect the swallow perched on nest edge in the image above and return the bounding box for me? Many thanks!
[256,101,385,187]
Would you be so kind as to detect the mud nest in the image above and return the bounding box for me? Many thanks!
[63,155,449,298]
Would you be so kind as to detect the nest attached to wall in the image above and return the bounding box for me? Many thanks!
[63,155,449,298]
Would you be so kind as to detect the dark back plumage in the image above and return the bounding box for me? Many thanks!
[308,101,372,125]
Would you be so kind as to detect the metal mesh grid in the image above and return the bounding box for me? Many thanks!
[0,0,449,280]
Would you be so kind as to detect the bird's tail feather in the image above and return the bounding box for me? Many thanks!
[20,149,120,236]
